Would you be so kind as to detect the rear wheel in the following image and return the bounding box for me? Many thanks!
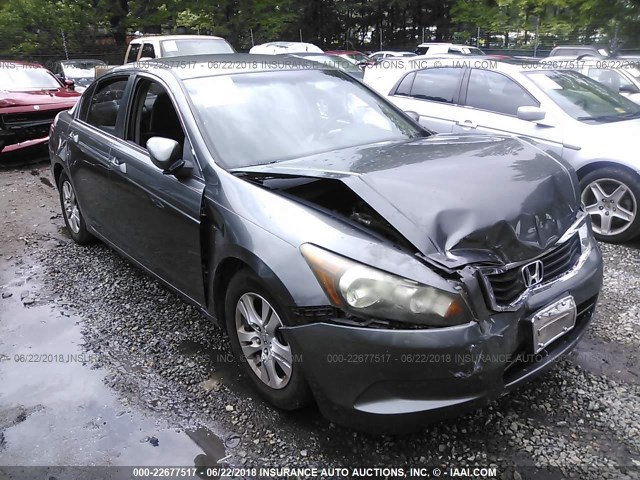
[580,167,640,243]
[58,172,93,245]
[224,269,312,410]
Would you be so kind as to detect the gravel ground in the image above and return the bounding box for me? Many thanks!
[2,164,640,479]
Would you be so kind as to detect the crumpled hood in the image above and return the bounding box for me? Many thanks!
[233,134,581,268]
[0,89,80,109]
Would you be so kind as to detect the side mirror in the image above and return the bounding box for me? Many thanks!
[404,110,420,122]
[64,79,75,90]
[517,106,546,122]
[147,137,193,177]
[138,57,153,62]
[620,83,640,94]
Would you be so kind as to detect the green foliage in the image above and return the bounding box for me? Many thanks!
[0,0,638,56]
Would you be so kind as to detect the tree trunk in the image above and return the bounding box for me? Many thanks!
[109,0,129,48]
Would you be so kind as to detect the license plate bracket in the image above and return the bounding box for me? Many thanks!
[530,296,577,354]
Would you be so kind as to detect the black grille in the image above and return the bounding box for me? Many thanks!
[2,108,64,126]
[485,234,582,306]
[290,306,340,325]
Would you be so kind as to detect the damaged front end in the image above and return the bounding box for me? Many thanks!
[232,134,590,314]
[0,107,69,153]
[229,134,603,432]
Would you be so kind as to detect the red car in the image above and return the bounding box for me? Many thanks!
[324,50,373,65]
[0,61,81,156]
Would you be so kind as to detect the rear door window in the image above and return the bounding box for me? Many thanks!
[409,68,463,104]
[83,77,129,135]
[394,72,416,96]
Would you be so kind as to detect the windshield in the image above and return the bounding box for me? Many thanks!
[61,64,101,79]
[0,67,60,91]
[526,70,640,122]
[185,69,423,168]
[160,38,234,57]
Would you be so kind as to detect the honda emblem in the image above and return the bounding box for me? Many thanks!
[522,260,544,288]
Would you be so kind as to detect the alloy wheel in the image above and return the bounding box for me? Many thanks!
[234,292,292,389]
[62,180,81,234]
[582,178,637,237]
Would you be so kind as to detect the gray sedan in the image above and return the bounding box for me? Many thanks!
[49,55,602,433]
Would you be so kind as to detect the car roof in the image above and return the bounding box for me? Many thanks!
[552,45,604,49]
[325,50,362,54]
[130,35,226,43]
[112,54,329,79]
[59,59,106,65]
[366,56,535,79]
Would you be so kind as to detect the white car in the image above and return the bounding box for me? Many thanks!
[415,43,485,56]
[125,35,235,63]
[364,57,640,242]
[369,51,417,61]
[540,57,640,104]
[249,42,323,55]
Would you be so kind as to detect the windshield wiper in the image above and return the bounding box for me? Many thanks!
[578,110,640,122]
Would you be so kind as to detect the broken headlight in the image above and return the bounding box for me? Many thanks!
[300,244,467,327]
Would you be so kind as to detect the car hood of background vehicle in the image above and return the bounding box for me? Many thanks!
[0,89,80,108]
[233,134,581,269]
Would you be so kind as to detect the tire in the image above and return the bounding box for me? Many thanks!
[58,172,93,245]
[579,167,640,243]
[224,269,312,410]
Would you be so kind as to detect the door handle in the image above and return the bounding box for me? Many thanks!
[457,119,477,128]
[109,156,127,174]
[68,132,79,143]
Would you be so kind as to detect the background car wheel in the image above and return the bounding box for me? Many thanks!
[58,172,93,245]
[580,167,640,243]
[224,269,312,410]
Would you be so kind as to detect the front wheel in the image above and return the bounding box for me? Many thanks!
[58,172,93,245]
[224,270,312,410]
[580,167,640,243]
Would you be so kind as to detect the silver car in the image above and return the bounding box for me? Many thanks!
[364,57,640,242]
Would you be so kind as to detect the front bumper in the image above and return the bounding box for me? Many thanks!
[0,106,69,155]
[283,243,603,433]
[1,135,49,155]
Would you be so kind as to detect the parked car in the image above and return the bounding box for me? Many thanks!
[0,61,80,156]
[415,43,485,56]
[249,42,322,55]
[49,54,602,433]
[52,59,106,93]
[369,51,417,61]
[324,50,372,65]
[548,45,610,59]
[125,35,235,63]
[540,57,640,104]
[286,53,365,79]
[364,57,640,243]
